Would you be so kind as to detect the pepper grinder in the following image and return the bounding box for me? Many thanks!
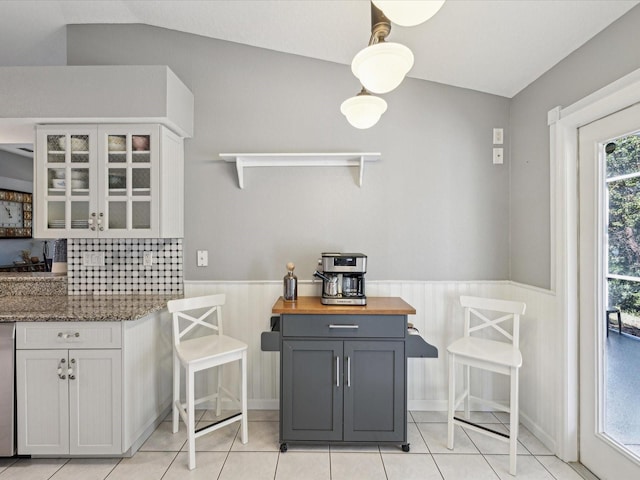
[283,262,298,302]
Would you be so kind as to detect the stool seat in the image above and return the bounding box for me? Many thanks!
[447,337,522,370]
[175,334,248,365]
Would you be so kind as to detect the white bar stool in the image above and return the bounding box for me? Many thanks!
[167,293,248,470]
[447,295,526,475]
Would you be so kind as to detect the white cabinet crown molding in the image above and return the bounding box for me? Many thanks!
[219,152,380,189]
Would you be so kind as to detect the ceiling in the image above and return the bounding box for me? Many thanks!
[0,0,638,158]
[1,0,638,97]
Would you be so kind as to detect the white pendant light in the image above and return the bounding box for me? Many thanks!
[351,42,414,94]
[372,0,446,27]
[340,89,388,129]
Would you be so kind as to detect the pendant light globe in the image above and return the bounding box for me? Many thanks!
[351,42,414,94]
[340,90,388,129]
[372,0,446,27]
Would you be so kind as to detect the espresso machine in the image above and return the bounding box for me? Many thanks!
[313,253,367,305]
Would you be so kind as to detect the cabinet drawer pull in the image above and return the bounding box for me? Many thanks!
[328,324,359,329]
[336,356,340,387]
[58,332,80,339]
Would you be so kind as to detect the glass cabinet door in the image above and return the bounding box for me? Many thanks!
[40,128,97,237]
[36,124,161,238]
[100,127,158,237]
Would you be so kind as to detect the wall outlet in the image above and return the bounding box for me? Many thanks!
[143,251,153,266]
[493,147,504,164]
[197,250,208,267]
[82,251,105,267]
[493,127,504,145]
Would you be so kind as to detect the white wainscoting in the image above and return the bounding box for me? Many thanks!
[184,280,558,452]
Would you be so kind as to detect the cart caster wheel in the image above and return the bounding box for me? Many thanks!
[401,443,410,452]
[280,443,288,452]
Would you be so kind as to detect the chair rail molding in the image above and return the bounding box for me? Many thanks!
[219,152,380,189]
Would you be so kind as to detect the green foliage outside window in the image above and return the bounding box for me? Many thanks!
[607,134,640,314]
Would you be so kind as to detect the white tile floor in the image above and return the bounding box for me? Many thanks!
[0,410,593,480]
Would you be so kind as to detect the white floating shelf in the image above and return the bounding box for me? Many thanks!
[219,152,380,189]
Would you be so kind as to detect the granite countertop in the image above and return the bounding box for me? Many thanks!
[0,294,178,322]
[0,272,179,322]
[0,272,67,296]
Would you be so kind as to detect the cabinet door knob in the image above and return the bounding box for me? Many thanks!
[57,359,67,379]
[68,359,75,380]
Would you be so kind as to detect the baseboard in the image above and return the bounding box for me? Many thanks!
[569,462,600,480]
[249,399,279,410]
[124,404,172,457]
[520,410,557,454]
[407,400,448,411]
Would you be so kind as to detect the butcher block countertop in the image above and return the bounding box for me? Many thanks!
[272,296,416,315]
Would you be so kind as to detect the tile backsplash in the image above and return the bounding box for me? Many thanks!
[67,238,183,295]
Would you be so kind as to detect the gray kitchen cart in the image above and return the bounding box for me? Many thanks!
[261,296,438,452]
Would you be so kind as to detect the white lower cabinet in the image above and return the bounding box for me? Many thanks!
[16,348,121,455]
[16,314,171,457]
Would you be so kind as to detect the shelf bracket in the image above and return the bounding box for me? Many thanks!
[235,157,245,189]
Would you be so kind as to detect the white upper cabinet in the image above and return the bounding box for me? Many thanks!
[35,124,184,239]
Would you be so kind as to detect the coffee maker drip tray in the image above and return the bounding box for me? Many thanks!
[321,294,367,306]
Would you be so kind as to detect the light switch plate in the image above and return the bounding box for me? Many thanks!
[493,128,504,145]
[143,251,153,266]
[197,250,208,267]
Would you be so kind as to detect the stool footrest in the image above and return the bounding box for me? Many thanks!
[195,412,242,434]
[453,416,510,439]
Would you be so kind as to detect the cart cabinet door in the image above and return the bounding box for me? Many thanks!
[343,340,406,442]
[281,340,343,441]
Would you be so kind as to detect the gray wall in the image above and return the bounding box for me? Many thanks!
[0,151,32,182]
[67,24,510,282]
[0,150,43,265]
[509,5,640,289]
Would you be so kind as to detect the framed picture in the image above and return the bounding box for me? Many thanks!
[0,189,32,238]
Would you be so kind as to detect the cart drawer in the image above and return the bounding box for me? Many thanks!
[281,314,405,338]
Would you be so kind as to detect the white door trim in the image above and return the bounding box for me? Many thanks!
[548,66,640,462]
